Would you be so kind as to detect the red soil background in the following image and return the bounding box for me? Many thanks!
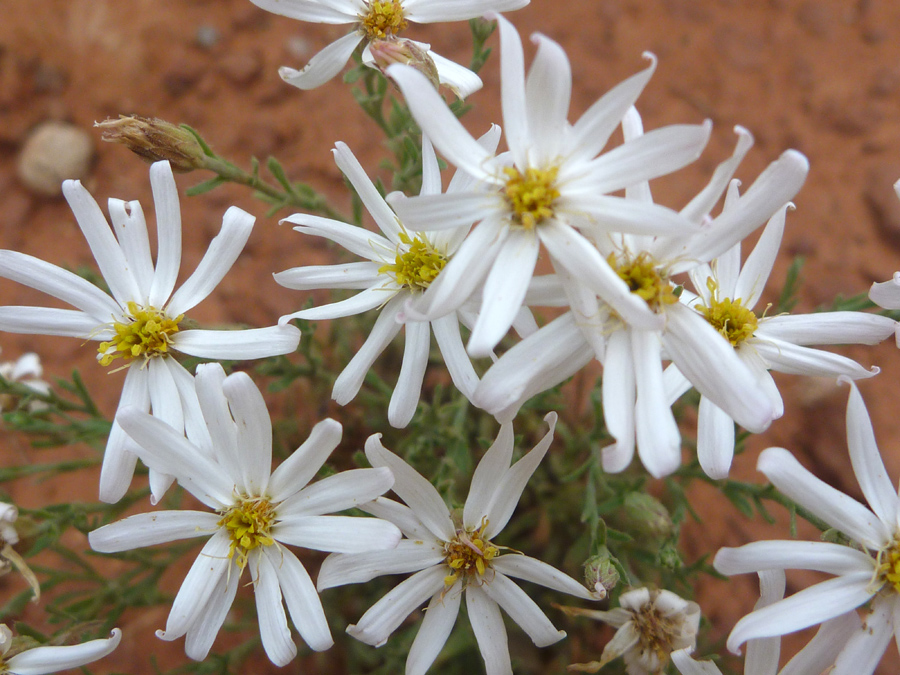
[2,0,900,673]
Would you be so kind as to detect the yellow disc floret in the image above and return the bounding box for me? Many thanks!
[609,252,678,312]
[631,603,683,669]
[443,520,499,587]
[359,0,408,40]
[700,279,758,346]
[379,232,447,292]
[218,497,276,570]
[503,166,560,230]
[97,302,183,367]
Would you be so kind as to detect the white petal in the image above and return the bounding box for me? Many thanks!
[221,371,272,495]
[99,365,147,503]
[148,355,183,435]
[492,554,596,600]
[317,540,445,590]
[671,649,723,675]
[525,33,570,163]
[830,598,893,675]
[281,213,394,260]
[569,54,656,161]
[194,362,242,489]
[420,135,441,196]
[7,629,121,675]
[165,207,254,316]
[360,497,432,540]
[280,32,361,90]
[278,467,395,517]
[565,194,700,236]
[430,49,483,99]
[273,515,401,553]
[481,572,565,647]
[387,64,494,181]
[274,262,383,290]
[247,0,358,22]
[347,565,447,646]
[680,126,754,223]
[331,296,404,404]
[0,250,120,321]
[269,547,333,651]
[116,407,234,509]
[161,531,233,640]
[183,566,239,661]
[166,358,212,455]
[752,337,878,379]
[404,0,527,22]
[365,434,455,540]
[389,191,499,232]
[173,324,301,360]
[757,313,897,346]
[758,447,891,549]
[481,412,557,539]
[388,320,430,427]
[467,229,539,358]
[714,540,875,576]
[780,611,862,675]
[432,312,479,399]
[406,584,462,675]
[0,307,103,338]
[466,584,513,675]
[725,572,873,655]
[492,14,528,165]
[250,550,298,666]
[89,511,219,552]
[733,205,787,309]
[109,198,154,299]
[464,423,514,529]
[333,142,404,243]
[869,272,900,310]
[844,381,900,530]
[268,418,342,503]
[62,179,141,308]
[283,285,395,322]
[663,303,775,433]
[146,161,182,307]
[601,329,636,473]
[696,397,735,480]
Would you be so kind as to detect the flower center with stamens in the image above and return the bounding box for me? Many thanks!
[97,301,183,366]
[608,252,677,312]
[359,0,408,40]
[379,232,447,292]
[631,604,682,668]
[218,497,276,570]
[700,279,758,346]
[443,521,499,587]
[877,538,900,594]
[503,166,560,230]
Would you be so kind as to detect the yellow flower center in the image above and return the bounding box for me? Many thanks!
[359,0,408,40]
[97,301,183,367]
[218,497,276,570]
[443,520,499,587]
[608,252,677,312]
[503,166,560,230]
[700,279,758,346]
[877,538,900,594]
[379,232,447,292]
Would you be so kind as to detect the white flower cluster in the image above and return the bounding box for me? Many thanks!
[2,1,900,675]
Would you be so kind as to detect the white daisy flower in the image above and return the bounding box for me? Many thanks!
[671,571,860,675]
[248,0,527,97]
[275,136,498,427]
[0,349,50,412]
[671,197,896,478]
[714,380,900,675]
[558,587,700,675]
[0,161,301,503]
[316,412,601,675]
[473,115,808,478]
[0,625,121,675]
[88,365,402,665]
[387,14,714,358]
[0,503,18,547]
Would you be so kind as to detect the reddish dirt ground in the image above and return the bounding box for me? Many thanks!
[3,0,900,673]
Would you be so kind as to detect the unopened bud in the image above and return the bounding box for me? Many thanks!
[95,116,208,172]
[621,492,674,542]
[584,547,620,599]
[371,38,440,91]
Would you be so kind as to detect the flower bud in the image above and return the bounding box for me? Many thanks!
[621,492,674,542]
[370,37,440,91]
[95,116,208,172]
[583,547,620,599]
